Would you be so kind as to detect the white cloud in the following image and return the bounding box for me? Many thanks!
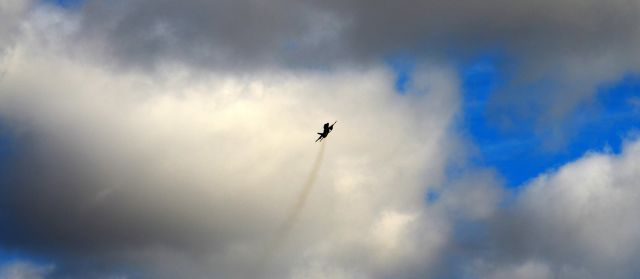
[463,138,640,279]
[0,0,30,79]
[516,140,640,277]
[0,9,463,278]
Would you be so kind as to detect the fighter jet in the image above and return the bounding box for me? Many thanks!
[315,121,336,142]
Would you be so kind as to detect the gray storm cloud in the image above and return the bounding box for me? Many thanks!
[67,0,640,71]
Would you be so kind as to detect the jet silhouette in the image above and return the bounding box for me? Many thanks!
[315,121,336,142]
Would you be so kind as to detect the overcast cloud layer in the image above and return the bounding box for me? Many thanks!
[1,1,640,279]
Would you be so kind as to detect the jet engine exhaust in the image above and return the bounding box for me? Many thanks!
[259,140,326,270]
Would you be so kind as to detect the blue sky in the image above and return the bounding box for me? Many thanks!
[388,50,640,187]
[458,54,640,187]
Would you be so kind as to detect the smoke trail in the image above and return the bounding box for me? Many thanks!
[259,140,326,268]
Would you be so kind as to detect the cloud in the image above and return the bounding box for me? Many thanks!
[459,138,640,279]
[62,0,640,71]
[313,0,640,137]
[0,0,31,74]
[0,10,463,278]
[471,260,553,279]
[517,139,640,277]
[33,0,640,143]
[0,261,54,279]
[0,0,30,43]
